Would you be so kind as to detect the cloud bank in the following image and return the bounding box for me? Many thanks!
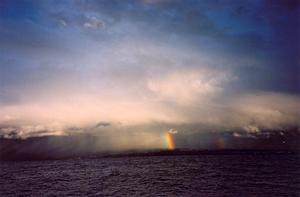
[0,1,299,150]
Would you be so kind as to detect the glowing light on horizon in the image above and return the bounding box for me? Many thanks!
[165,132,175,150]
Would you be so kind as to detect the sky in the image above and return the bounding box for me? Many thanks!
[0,0,299,150]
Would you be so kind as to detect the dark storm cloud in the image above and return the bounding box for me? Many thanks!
[0,1,298,80]
[2,0,296,93]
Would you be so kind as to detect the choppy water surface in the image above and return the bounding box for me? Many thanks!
[1,154,299,196]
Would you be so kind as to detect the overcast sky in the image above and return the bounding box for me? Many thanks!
[0,0,299,140]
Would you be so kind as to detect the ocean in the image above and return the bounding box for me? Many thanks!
[1,153,299,196]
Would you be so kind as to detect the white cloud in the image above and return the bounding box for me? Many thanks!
[0,36,298,139]
[83,17,104,29]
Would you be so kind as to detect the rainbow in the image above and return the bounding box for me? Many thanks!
[165,132,175,150]
[216,136,226,149]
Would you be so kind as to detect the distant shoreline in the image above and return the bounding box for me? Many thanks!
[1,148,298,161]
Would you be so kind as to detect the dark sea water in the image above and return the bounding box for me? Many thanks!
[1,154,299,196]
